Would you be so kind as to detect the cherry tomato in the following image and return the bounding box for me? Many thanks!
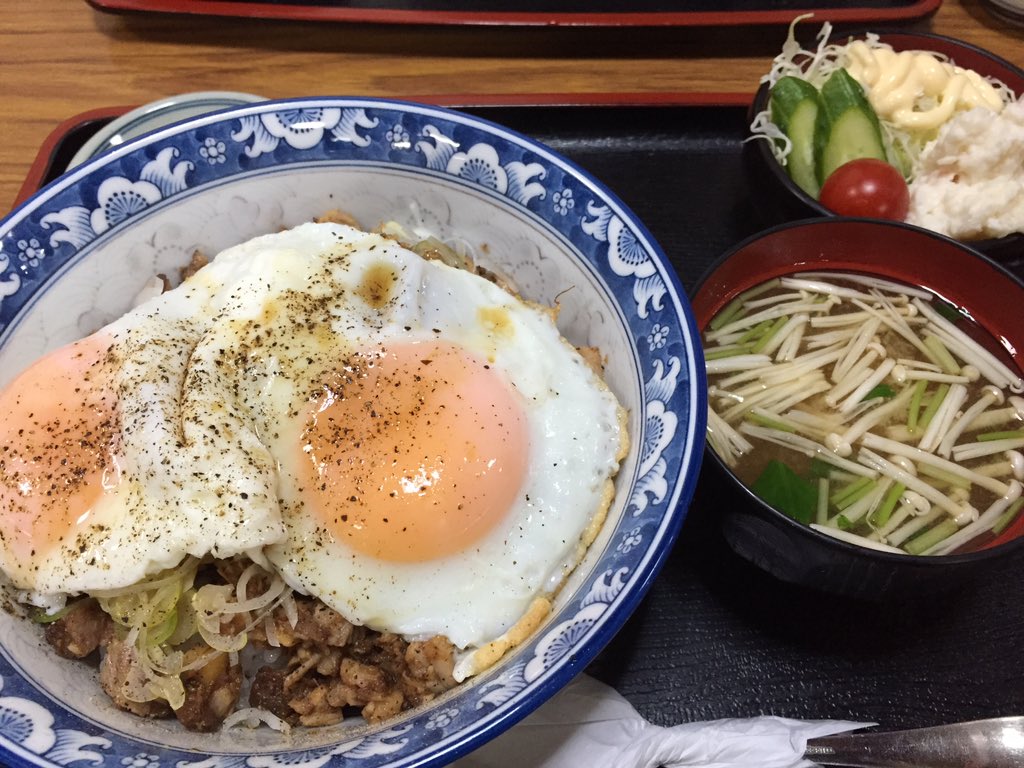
[818,158,910,221]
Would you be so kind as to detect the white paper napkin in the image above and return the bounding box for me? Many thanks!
[455,674,868,768]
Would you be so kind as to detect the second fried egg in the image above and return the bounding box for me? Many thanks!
[184,222,626,675]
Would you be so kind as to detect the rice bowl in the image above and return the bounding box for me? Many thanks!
[0,97,705,767]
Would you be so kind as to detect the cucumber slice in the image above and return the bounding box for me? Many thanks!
[814,69,887,184]
[769,76,821,197]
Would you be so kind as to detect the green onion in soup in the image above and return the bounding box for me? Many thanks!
[704,272,1024,556]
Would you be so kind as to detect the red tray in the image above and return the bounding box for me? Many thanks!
[84,0,941,27]
[16,92,752,207]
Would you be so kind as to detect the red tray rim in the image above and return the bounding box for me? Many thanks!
[85,0,942,27]
[16,91,754,207]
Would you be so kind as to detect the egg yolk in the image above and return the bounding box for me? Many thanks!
[299,339,529,563]
[0,334,120,564]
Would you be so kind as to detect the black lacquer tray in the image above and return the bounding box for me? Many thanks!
[22,98,1024,732]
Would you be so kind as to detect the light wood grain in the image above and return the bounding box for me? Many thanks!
[0,0,1021,211]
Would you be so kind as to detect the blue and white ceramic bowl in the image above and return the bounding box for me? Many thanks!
[0,98,705,768]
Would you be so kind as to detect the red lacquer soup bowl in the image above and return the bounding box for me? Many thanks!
[691,218,1024,599]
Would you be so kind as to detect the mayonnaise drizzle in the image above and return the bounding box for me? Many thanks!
[844,40,1005,133]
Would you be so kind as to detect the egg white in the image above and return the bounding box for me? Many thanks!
[177,222,625,670]
[3,254,287,604]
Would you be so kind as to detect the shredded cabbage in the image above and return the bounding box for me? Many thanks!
[747,110,792,164]
[759,15,851,90]
[751,17,882,165]
[749,16,1017,179]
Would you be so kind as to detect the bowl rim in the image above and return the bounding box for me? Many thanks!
[748,28,1024,251]
[691,215,1024,566]
[0,95,706,768]
[65,90,268,170]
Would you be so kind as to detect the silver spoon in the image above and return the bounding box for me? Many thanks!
[804,716,1024,767]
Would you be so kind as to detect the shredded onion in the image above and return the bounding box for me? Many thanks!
[281,591,299,629]
[227,576,288,614]
[223,707,292,733]
[264,614,281,648]
[193,572,292,653]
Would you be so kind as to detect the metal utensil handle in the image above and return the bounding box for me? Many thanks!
[805,716,1024,768]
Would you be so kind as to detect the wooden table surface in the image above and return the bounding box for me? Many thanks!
[1,0,1022,213]
[2,0,1024,757]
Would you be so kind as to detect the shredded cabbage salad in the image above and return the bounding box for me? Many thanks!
[750,16,1018,179]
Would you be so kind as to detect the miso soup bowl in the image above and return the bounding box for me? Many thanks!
[745,31,1024,265]
[691,218,1024,600]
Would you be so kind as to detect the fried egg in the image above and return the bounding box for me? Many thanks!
[0,262,285,606]
[0,222,626,677]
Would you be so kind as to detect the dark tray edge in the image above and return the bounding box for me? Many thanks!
[17,92,754,206]
[84,0,942,27]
